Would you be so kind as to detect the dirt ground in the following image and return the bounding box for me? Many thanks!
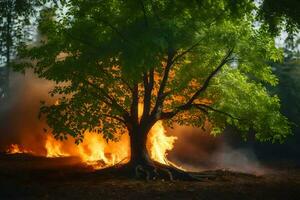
[0,153,299,200]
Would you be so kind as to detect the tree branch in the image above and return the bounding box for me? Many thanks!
[160,47,234,120]
[171,40,202,65]
[193,104,240,120]
[151,41,204,119]
[82,78,130,118]
[142,68,154,120]
[79,83,129,125]
[180,47,234,108]
[131,83,139,125]
[151,48,175,117]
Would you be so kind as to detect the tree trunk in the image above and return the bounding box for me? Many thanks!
[126,125,163,179]
[110,124,205,180]
[126,125,189,180]
[128,127,152,166]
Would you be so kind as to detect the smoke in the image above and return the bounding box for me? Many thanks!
[0,70,55,152]
[0,71,268,174]
[167,125,268,174]
[213,144,266,174]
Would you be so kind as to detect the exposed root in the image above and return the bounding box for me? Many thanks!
[133,161,215,181]
[135,164,152,180]
[94,161,217,181]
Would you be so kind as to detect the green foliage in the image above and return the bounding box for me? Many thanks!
[0,0,45,66]
[0,0,46,100]
[270,43,300,127]
[206,67,291,142]
[14,0,291,143]
[258,0,300,34]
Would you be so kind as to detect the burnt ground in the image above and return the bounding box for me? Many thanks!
[0,153,299,200]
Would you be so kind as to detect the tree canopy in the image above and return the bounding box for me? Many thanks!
[0,0,43,67]
[259,0,300,34]
[0,0,44,101]
[15,0,291,145]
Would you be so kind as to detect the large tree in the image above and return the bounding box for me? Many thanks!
[15,0,291,179]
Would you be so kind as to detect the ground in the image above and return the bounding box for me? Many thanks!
[0,153,299,200]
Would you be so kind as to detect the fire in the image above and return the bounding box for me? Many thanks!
[41,132,130,169]
[5,103,177,169]
[42,122,175,169]
[138,103,177,165]
[6,144,32,154]
[147,121,177,164]
[45,135,70,157]
[77,132,130,169]
[6,144,22,154]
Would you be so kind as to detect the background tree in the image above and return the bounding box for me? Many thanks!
[259,37,300,159]
[273,38,300,123]
[258,0,300,34]
[15,0,291,179]
[0,0,43,101]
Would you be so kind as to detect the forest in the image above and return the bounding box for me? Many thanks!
[0,0,299,199]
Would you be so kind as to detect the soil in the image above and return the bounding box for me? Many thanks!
[0,153,299,200]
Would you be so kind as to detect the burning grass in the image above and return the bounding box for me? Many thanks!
[4,119,178,171]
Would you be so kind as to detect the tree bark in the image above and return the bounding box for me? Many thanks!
[126,126,157,179]
[128,127,152,166]
[105,120,207,181]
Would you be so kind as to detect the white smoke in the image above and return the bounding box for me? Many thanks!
[167,126,269,174]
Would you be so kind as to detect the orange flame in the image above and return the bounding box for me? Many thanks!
[6,104,177,169]
[41,121,176,169]
[77,132,130,169]
[147,120,177,164]
[41,132,130,169]
[6,144,32,154]
[45,135,70,157]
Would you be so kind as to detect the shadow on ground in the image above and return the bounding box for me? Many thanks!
[0,153,299,200]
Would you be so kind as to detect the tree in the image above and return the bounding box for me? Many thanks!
[258,0,300,34]
[0,0,41,100]
[15,0,291,179]
[271,38,300,126]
